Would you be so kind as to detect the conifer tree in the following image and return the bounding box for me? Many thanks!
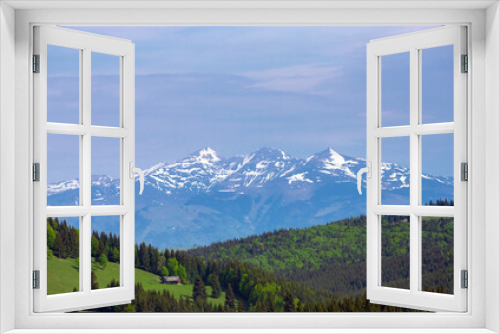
[237,300,244,312]
[284,291,295,312]
[266,293,275,312]
[297,300,304,312]
[91,270,99,290]
[224,284,236,311]
[192,276,207,302]
[111,247,120,263]
[210,274,221,299]
[157,254,166,275]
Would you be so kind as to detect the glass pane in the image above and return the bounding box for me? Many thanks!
[47,134,80,206]
[91,216,121,290]
[422,134,454,206]
[92,52,121,127]
[47,45,80,124]
[381,52,410,127]
[381,136,410,205]
[421,217,454,295]
[91,137,120,205]
[47,217,80,295]
[421,45,454,124]
[381,215,410,290]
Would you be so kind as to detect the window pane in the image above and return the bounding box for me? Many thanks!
[421,45,454,124]
[421,217,453,295]
[92,52,121,127]
[381,52,410,127]
[381,136,410,205]
[47,134,80,206]
[91,216,121,290]
[91,137,121,205]
[47,45,80,124]
[421,134,454,206]
[381,215,410,290]
[47,217,80,295]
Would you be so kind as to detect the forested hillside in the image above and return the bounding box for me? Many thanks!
[188,215,454,295]
[47,214,452,312]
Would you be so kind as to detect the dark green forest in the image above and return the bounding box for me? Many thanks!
[47,211,454,312]
[188,215,454,295]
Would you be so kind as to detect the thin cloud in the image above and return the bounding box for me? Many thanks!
[242,64,341,95]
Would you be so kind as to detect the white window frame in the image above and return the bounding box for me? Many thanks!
[33,26,136,312]
[1,2,499,333]
[366,26,467,312]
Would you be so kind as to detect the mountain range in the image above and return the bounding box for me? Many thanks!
[47,147,453,248]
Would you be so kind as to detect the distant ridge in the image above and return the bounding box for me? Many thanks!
[47,147,453,248]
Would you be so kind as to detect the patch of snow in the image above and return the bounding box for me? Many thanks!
[288,172,313,184]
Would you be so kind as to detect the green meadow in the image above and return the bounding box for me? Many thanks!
[47,256,225,306]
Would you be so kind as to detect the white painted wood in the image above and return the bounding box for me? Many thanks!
[46,123,129,137]
[372,123,455,138]
[0,2,17,333]
[33,25,135,313]
[3,0,497,10]
[9,6,489,333]
[485,3,500,333]
[366,26,467,312]
[372,205,455,217]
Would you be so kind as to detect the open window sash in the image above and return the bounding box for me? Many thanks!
[366,26,467,312]
[33,26,136,312]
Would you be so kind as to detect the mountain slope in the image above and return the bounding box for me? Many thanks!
[188,215,454,296]
[47,147,453,248]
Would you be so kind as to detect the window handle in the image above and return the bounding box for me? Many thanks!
[129,162,145,195]
[357,162,371,195]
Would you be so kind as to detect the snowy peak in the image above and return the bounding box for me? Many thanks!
[310,148,355,165]
[303,148,358,179]
[187,147,220,164]
[249,147,290,161]
[47,146,452,197]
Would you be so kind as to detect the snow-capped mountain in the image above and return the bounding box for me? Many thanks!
[47,147,453,248]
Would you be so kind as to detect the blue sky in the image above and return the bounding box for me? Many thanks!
[47,26,454,183]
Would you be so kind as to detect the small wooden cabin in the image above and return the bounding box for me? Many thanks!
[162,276,182,285]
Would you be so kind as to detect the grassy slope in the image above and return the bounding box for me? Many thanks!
[47,256,80,295]
[47,256,225,306]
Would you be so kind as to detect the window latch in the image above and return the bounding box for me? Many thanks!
[129,162,145,195]
[357,162,372,195]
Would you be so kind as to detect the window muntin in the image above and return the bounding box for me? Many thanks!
[33,26,136,313]
[36,24,468,314]
[5,4,490,331]
[366,26,467,312]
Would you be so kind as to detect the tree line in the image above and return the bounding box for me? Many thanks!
[187,214,454,296]
[48,212,452,313]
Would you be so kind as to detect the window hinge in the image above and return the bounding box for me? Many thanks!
[461,54,468,73]
[33,270,40,289]
[33,54,40,73]
[461,162,468,181]
[33,163,40,182]
[461,270,468,289]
